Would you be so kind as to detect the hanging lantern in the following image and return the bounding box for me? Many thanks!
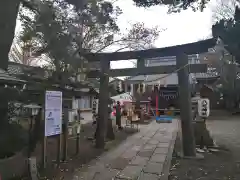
[139,83,144,94]
[142,83,146,93]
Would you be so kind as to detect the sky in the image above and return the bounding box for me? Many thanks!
[110,0,216,70]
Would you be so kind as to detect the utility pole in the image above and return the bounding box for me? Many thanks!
[177,53,196,157]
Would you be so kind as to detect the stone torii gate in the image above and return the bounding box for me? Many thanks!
[83,38,216,156]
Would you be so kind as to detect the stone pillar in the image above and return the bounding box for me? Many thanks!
[176,53,196,157]
[130,84,134,97]
[96,59,110,148]
[124,82,128,93]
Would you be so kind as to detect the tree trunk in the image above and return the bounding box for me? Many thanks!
[0,0,21,129]
[0,0,20,69]
[106,118,115,140]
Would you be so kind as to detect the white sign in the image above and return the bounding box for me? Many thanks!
[77,124,81,134]
[92,98,98,114]
[45,91,62,136]
[198,98,210,118]
[29,157,38,180]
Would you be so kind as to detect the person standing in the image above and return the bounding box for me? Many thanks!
[116,101,123,130]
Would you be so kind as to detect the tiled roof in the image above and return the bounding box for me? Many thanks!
[8,62,52,80]
[8,63,23,75]
[0,68,25,83]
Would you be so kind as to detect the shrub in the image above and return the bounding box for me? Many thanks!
[0,123,28,159]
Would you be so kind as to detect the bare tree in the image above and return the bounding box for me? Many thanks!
[9,38,44,66]
[212,0,238,23]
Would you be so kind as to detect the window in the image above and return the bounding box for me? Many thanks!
[78,96,91,109]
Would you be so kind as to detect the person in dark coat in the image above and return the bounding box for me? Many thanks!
[116,101,123,130]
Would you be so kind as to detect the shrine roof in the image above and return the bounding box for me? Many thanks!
[0,68,25,83]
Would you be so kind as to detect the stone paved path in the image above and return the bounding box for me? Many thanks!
[72,120,179,180]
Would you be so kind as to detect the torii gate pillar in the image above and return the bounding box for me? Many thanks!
[95,59,110,148]
[177,53,196,157]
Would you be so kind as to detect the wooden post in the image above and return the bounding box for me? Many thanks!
[62,108,68,161]
[176,53,196,157]
[75,128,80,154]
[56,134,61,166]
[96,59,110,149]
[75,109,81,154]
[41,108,47,169]
[41,136,47,169]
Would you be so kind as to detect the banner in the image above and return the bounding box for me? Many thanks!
[45,91,62,136]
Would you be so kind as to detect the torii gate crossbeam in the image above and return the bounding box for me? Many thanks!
[84,38,215,61]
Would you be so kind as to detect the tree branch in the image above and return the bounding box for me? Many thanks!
[20,0,39,14]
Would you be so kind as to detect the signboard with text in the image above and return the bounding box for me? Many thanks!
[45,91,62,136]
[198,98,210,118]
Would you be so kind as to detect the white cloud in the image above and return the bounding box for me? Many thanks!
[111,0,214,69]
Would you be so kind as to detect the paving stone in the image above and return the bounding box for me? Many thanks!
[158,139,172,143]
[77,164,106,180]
[144,132,156,138]
[144,162,163,175]
[148,140,159,145]
[158,130,168,134]
[134,140,147,146]
[138,172,161,180]
[150,154,166,163]
[154,147,169,154]
[108,157,130,170]
[131,145,142,151]
[143,144,157,150]
[134,134,144,138]
[122,150,138,159]
[130,156,149,166]
[120,141,135,149]
[141,137,151,141]
[77,171,97,180]
[99,149,125,163]
[152,135,163,140]
[162,134,173,138]
[157,130,166,133]
[157,142,170,148]
[140,137,151,144]
[92,168,119,180]
[138,150,154,158]
[117,165,143,179]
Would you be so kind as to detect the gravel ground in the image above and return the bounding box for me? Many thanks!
[169,116,240,180]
